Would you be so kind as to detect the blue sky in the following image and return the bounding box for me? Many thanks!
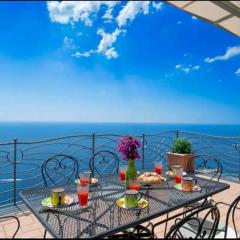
[0,1,239,124]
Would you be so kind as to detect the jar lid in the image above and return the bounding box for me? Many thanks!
[52,188,65,193]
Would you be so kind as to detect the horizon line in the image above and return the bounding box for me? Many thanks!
[0,121,239,125]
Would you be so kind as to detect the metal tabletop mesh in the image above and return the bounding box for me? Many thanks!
[20,174,229,239]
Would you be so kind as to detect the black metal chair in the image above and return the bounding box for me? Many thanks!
[41,154,79,187]
[185,154,223,208]
[213,194,240,238]
[89,150,120,178]
[89,151,121,229]
[163,154,222,237]
[162,195,240,239]
[188,154,222,184]
[0,216,20,238]
[41,154,80,238]
[153,205,220,239]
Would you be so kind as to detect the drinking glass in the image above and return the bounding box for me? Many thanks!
[175,175,182,184]
[77,184,89,206]
[154,160,163,175]
[172,165,183,185]
[119,165,127,182]
[79,171,91,185]
[129,179,140,191]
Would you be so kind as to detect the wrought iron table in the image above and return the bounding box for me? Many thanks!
[19,174,230,239]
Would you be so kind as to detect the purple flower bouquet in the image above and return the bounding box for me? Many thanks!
[118,136,141,188]
[117,136,141,161]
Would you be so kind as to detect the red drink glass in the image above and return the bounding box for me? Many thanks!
[119,165,127,182]
[120,172,126,181]
[154,161,163,175]
[77,184,89,206]
[79,171,91,185]
[80,178,90,185]
[129,179,140,191]
[154,166,163,175]
[175,175,182,184]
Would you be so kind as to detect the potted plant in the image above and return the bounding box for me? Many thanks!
[167,138,194,173]
[118,136,141,189]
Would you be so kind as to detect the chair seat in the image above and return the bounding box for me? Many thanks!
[177,217,238,239]
[186,196,212,208]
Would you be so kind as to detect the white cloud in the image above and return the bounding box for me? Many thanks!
[72,28,125,59]
[152,2,164,10]
[63,36,76,49]
[47,1,119,26]
[176,64,200,74]
[205,46,240,63]
[103,7,114,21]
[72,50,94,58]
[117,1,150,27]
[235,68,240,76]
[47,1,162,60]
[193,65,200,70]
[182,68,190,74]
[96,28,125,59]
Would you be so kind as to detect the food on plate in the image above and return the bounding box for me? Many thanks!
[138,172,166,184]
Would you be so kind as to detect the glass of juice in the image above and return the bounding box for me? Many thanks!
[172,165,183,185]
[129,179,140,191]
[154,160,163,175]
[79,171,91,185]
[77,184,89,207]
[175,175,182,184]
[119,165,127,182]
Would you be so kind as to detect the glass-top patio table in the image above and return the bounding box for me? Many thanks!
[19,174,230,239]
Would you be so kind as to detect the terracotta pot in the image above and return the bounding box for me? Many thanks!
[167,152,194,173]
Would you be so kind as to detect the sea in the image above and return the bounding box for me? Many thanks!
[0,123,240,207]
[0,122,240,142]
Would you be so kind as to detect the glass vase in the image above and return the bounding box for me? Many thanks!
[125,159,138,189]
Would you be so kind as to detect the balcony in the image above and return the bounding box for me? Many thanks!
[0,130,240,238]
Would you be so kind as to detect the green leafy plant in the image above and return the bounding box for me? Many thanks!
[172,138,192,154]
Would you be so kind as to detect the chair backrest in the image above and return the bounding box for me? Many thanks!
[166,205,220,239]
[187,154,222,189]
[41,154,79,187]
[0,216,20,238]
[89,151,120,177]
[224,195,240,238]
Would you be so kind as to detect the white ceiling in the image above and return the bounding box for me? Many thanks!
[167,1,240,37]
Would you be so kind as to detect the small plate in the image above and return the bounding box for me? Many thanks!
[116,197,148,210]
[74,178,99,185]
[174,184,201,192]
[166,171,187,178]
[41,195,74,208]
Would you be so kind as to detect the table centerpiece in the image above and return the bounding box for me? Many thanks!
[118,136,141,189]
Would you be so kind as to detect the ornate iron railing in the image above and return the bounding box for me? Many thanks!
[0,130,239,208]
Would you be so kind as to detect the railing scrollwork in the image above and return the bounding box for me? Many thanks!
[0,130,239,208]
